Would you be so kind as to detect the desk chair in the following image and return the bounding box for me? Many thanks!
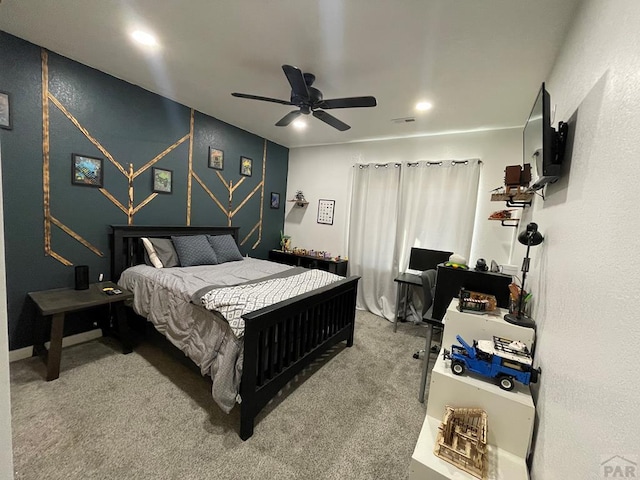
[393,247,452,332]
[412,269,440,359]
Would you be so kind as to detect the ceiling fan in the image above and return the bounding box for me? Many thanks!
[231,64,377,131]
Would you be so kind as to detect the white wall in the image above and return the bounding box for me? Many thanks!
[286,128,521,268]
[522,1,640,478]
[0,141,15,479]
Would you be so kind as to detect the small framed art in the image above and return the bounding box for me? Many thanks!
[152,167,173,194]
[0,91,12,130]
[240,156,252,177]
[270,192,280,209]
[317,199,335,225]
[72,153,103,187]
[208,147,224,170]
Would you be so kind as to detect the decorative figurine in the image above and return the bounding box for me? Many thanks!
[279,230,291,252]
[434,406,488,480]
[443,335,540,391]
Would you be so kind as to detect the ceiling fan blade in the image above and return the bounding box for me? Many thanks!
[275,110,303,127]
[282,65,309,101]
[319,96,377,109]
[231,92,292,106]
[313,110,351,131]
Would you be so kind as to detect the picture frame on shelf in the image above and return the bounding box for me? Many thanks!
[270,192,280,209]
[0,91,12,130]
[71,153,103,187]
[152,167,173,194]
[240,156,252,177]
[208,147,224,170]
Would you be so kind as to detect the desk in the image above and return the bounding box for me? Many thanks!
[28,282,134,381]
[393,272,422,332]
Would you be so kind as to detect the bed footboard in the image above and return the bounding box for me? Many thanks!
[239,275,359,440]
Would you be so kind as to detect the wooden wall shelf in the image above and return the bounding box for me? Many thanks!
[288,200,309,207]
[491,191,533,208]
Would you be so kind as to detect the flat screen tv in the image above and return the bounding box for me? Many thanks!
[524,83,568,191]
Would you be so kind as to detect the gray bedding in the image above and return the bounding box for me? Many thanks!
[117,258,294,413]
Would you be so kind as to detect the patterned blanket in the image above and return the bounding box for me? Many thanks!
[200,269,342,338]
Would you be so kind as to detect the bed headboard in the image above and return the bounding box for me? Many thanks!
[110,225,240,281]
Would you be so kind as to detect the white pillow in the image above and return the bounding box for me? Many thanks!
[141,237,163,268]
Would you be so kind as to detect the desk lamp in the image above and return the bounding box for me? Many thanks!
[504,222,544,328]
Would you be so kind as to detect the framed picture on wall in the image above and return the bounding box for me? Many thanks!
[152,167,173,194]
[0,91,12,130]
[71,153,103,187]
[208,147,224,170]
[317,199,335,225]
[240,156,252,177]
[270,192,280,209]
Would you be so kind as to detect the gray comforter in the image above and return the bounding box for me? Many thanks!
[118,258,294,413]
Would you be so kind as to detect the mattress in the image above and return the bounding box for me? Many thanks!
[117,257,294,413]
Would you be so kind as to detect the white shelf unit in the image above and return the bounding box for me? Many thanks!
[410,301,536,480]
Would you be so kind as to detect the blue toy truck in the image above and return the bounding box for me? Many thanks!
[443,335,540,391]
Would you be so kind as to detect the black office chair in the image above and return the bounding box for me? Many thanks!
[412,269,442,359]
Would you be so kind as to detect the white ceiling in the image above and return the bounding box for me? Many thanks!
[0,0,581,148]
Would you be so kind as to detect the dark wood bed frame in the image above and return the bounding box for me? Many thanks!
[110,225,360,440]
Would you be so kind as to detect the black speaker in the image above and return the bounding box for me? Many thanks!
[75,265,89,290]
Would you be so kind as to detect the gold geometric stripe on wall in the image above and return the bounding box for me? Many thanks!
[189,138,267,249]
[40,48,190,265]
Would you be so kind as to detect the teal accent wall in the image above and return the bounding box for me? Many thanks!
[0,32,289,350]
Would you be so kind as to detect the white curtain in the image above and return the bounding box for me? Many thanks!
[348,159,481,322]
[396,160,481,271]
[347,163,401,319]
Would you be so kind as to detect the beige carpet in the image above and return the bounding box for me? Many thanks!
[10,310,433,480]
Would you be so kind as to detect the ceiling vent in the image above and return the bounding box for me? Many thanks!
[391,117,416,124]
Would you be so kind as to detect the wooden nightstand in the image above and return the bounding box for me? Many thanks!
[28,281,134,381]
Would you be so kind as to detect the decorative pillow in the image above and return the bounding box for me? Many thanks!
[141,237,163,268]
[148,238,180,267]
[207,234,244,263]
[171,235,218,267]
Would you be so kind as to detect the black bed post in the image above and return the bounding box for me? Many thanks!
[240,319,258,440]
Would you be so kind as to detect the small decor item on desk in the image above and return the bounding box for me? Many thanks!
[434,406,488,480]
[458,288,497,313]
[474,258,488,272]
[445,253,468,269]
[102,287,123,296]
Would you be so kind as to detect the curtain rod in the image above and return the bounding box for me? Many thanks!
[355,163,401,169]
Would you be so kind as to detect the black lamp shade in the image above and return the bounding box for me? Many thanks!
[517,222,544,246]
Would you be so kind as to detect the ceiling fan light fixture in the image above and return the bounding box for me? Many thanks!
[130,30,159,48]
[415,101,433,111]
[293,119,307,130]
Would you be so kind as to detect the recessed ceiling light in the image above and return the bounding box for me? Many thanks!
[131,30,159,48]
[416,101,433,111]
[293,119,307,130]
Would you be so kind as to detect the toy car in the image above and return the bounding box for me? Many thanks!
[443,335,540,391]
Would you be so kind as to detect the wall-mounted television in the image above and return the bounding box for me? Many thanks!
[523,83,569,191]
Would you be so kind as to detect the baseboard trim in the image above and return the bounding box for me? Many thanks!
[9,329,103,363]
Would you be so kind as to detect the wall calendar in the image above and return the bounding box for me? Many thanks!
[317,199,335,225]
